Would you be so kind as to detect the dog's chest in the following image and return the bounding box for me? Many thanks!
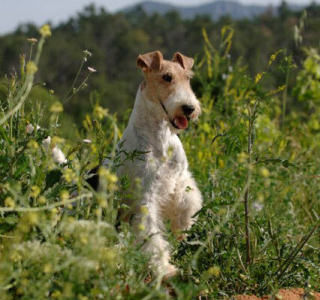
[119,123,188,188]
[133,124,187,170]
[148,135,187,174]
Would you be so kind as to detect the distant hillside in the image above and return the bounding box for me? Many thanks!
[124,0,303,20]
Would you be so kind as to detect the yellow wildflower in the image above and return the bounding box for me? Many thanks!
[93,105,108,120]
[140,205,149,215]
[60,190,69,201]
[50,101,63,113]
[237,152,248,163]
[52,136,65,145]
[207,265,220,277]
[30,185,40,198]
[4,197,15,208]
[138,223,145,231]
[38,196,47,205]
[26,61,38,75]
[39,24,51,38]
[97,195,107,208]
[43,263,52,273]
[255,72,264,84]
[99,168,117,184]
[27,140,39,150]
[259,167,270,178]
[27,212,39,225]
[80,233,88,244]
[268,50,281,66]
[63,169,77,183]
[218,158,225,168]
[103,247,117,263]
[51,291,62,299]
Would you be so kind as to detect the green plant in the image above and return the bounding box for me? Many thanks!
[0,23,319,300]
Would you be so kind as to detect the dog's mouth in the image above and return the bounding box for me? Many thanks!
[173,115,189,130]
[160,100,191,130]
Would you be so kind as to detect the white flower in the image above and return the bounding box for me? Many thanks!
[253,202,264,212]
[26,124,34,134]
[82,139,92,144]
[36,125,41,130]
[27,38,38,43]
[42,136,51,151]
[42,136,67,164]
[52,146,67,164]
[88,67,97,73]
[222,73,228,80]
[83,49,92,57]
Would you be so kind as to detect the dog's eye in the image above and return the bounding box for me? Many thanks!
[162,74,172,82]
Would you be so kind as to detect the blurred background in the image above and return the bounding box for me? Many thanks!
[0,0,319,128]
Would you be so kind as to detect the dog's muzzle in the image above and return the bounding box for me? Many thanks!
[160,101,191,130]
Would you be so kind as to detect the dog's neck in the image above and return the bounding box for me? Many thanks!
[128,85,176,153]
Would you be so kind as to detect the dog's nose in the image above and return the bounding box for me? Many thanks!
[182,105,195,116]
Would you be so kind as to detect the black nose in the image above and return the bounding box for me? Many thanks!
[182,105,195,116]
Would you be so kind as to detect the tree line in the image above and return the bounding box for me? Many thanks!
[0,2,319,123]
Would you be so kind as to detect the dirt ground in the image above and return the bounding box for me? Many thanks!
[234,288,320,300]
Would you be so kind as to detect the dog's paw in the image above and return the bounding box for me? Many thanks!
[162,264,179,281]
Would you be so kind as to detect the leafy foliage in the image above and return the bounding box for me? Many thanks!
[0,12,319,300]
[1,3,320,127]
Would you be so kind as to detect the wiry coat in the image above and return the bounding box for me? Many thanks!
[115,51,202,278]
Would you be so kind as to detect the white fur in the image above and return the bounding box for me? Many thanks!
[114,83,202,277]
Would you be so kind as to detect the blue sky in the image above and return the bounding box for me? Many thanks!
[0,0,317,35]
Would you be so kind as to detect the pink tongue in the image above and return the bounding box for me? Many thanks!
[174,116,188,129]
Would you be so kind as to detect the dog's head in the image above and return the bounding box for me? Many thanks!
[137,50,201,130]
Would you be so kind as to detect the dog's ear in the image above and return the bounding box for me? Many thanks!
[137,51,163,72]
[172,52,194,70]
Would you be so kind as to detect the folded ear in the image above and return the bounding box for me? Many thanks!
[172,52,194,70]
[137,50,163,72]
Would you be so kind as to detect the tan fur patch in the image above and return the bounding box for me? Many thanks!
[142,59,193,105]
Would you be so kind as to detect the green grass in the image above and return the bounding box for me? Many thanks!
[0,24,319,299]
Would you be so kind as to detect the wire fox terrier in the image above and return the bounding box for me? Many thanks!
[116,50,202,278]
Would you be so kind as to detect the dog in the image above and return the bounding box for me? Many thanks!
[112,50,203,279]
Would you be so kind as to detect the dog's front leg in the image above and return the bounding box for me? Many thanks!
[131,198,178,278]
[170,174,202,240]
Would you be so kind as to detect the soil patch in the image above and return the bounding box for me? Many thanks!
[234,288,320,300]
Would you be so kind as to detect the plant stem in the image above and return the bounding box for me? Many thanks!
[244,187,251,264]
[0,193,92,213]
[244,100,258,265]
[0,77,32,126]
[0,37,45,126]
[276,219,320,280]
[281,56,290,129]
[63,57,86,103]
